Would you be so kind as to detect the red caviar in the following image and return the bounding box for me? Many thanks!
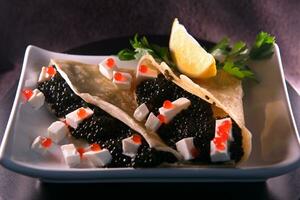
[216,143,225,151]
[157,114,166,123]
[213,137,223,145]
[217,120,231,141]
[41,137,52,148]
[91,143,101,151]
[139,65,148,73]
[213,137,225,151]
[191,148,200,158]
[77,147,85,158]
[46,66,56,76]
[106,58,115,68]
[77,108,87,119]
[22,89,33,101]
[132,134,142,144]
[114,72,124,81]
[163,100,173,109]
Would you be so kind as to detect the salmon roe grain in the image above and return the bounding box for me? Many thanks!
[163,100,173,109]
[106,58,115,68]
[77,147,85,158]
[132,134,142,144]
[41,137,52,148]
[139,65,148,73]
[91,143,101,151]
[114,72,124,81]
[157,114,166,123]
[77,108,87,119]
[22,89,33,101]
[46,66,56,76]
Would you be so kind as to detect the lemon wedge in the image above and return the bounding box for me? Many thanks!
[169,19,217,79]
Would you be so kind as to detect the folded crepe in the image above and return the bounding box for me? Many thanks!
[51,55,251,164]
[51,59,182,160]
[137,55,251,163]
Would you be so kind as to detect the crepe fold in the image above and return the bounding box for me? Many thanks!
[51,54,251,164]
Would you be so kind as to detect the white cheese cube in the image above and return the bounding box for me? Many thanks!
[145,112,162,131]
[38,66,51,83]
[136,65,158,85]
[215,118,233,141]
[176,137,198,160]
[47,121,69,143]
[112,71,132,90]
[99,57,117,80]
[133,103,149,122]
[210,140,230,162]
[31,136,54,155]
[83,149,112,167]
[159,98,191,123]
[28,89,45,110]
[61,144,81,168]
[116,59,138,72]
[65,107,94,129]
[122,136,141,157]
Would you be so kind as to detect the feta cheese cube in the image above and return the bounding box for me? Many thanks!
[83,149,112,167]
[65,107,94,129]
[99,57,117,80]
[31,136,54,155]
[116,59,138,72]
[61,144,81,168]
[47,121,69,143]
[136,64,158,85]
[133,103,149,122]
[215,118,233,141]
[28,89,45,110]
[122,136,141,157]
[38,66,51,83]
[159,98,191,123]
[176,137,198,160]
[210,140,230,162]
[145,112,162,131]
[112,71,132,90]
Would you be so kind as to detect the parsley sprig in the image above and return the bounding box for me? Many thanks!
[118,34,175,67]
[210,31,275,80]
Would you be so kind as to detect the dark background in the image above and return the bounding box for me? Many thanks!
[1,0,300,97]
[0,0,300,199]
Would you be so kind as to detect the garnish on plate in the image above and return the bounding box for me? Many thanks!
[118,20,275,81]
[210,31,275,80]
[117,34,175,68]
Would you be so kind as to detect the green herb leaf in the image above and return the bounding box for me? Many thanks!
[117,49,136,60]
[229,41,247,56]
[118,34,175,68]
[211,37,230,54]
[210,31,275,80]
[250,31,275,60]
[223,61,256,80]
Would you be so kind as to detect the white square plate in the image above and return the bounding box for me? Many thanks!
[0,45,299,182]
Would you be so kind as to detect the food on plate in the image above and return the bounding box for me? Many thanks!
[24,18,275,168]
[169,18,217,79]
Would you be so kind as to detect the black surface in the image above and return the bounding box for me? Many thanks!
[0,37,300,200]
